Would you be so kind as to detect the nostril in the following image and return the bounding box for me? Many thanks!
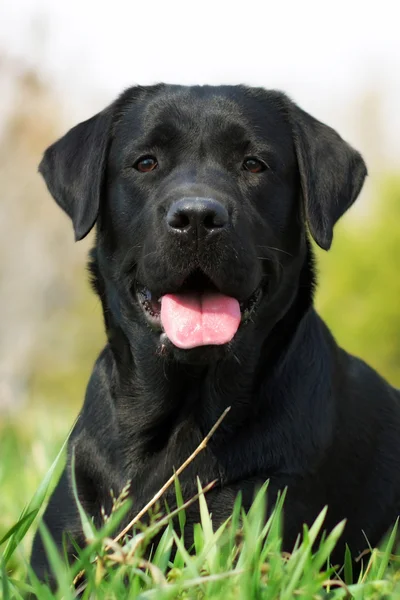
[203,208,228,229]
[167,210,190,230]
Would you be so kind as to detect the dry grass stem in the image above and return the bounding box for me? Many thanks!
[112,406,231,545]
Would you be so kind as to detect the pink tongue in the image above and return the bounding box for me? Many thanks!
[160,292,241,349]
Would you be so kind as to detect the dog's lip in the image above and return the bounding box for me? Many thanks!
[136,286,163,330]
[135,273,266,333]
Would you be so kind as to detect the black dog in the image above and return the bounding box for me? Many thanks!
[31,84,400,580]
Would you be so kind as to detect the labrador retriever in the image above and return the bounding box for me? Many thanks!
[31,84,400,580]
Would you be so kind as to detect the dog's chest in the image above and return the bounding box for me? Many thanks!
[116,426,223,514]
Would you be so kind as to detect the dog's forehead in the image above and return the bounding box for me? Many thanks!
[114,85,291,147]
[142,89,245,125]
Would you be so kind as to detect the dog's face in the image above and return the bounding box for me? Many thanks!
[39,85,367,363]
[104,87,302,358]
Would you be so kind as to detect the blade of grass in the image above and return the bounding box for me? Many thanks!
[375,518,398,580]
[38,522,74,600]
[1,559,10,600]
[0,510,38,546]
[312,519,346,572]
[70,446,97,543]
[151,522,174,575]
[197,478,214,549]
[344,543,353,584]
[171,531,201,580]
[3,426,71,564]
[173,474,186,537]
[281,506,328,600]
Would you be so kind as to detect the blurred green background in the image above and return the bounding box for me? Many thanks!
[316,174,400,387]
[0,58,399,575]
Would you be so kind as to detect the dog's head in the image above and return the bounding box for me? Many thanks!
[40,85,366,363]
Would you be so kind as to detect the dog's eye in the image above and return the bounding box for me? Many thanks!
[134,156,158,173]
[243,158,266,173]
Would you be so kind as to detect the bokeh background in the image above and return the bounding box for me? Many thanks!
[0,0,399,574]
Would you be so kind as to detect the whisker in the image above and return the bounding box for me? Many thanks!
[257,256,284,275]
[256,245,293,257]
[139,249,159,262]
[232,353,242,366]
[256,256,274,262]
[117,245,143,280]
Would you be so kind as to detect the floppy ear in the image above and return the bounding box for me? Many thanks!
[39,107,113,241]
[289,104,367,250]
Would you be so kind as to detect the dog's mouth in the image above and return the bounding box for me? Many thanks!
[136,269,264,350]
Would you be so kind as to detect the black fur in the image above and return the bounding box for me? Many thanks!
[31,85,400,582]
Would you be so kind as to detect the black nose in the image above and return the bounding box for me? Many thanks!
[166,197,229,239]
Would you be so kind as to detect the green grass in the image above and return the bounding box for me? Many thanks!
[1,416,400,599]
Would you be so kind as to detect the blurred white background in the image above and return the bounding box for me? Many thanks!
[2,0,400,166]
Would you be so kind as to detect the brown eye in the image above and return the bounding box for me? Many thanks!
[243,157,266,173]
[134,156,158,173]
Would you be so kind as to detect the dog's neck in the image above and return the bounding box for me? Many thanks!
[87,241,330,444]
